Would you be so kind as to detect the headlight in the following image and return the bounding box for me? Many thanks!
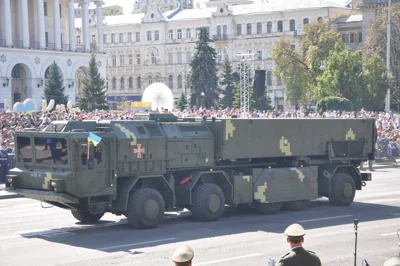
[7,177,12,184]
[50,181,57,187]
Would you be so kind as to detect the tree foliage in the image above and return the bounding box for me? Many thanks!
[272,21,344,105]
[363,3,400,106]
[219,58,236,108]
[316,96,353,114]
[189,27,219,109]
[43,61,68,107]
[177,92,188,111]
[78,53,108,111]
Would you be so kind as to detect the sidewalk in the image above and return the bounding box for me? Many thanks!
[0,160,399,200]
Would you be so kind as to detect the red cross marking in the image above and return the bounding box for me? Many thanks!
[134,144,145,159]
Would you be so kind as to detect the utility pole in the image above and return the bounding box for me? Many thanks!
[237,53,256,114]
[385,0,392,112]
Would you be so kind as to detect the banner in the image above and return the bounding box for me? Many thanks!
[131,102,152,111]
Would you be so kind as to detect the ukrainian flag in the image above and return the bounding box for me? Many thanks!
[88,132,102,146]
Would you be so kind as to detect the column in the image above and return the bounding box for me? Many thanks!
[68,0,76,51]
[96,0,104,53]
[53,0,61,50]
[20,0,30,48]
[81,0,90,52]
[37,0,46,49]
[3,0,12,47]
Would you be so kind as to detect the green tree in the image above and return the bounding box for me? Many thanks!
[43,61,68,107]
[177,92,188,111]
[78,53,108,111]
[219,58,236,108]
[232,83,240,109]
[315,46,365,109]
[363,3,400,107]
[189,27,219,108]
[316,96,353,114]
[272,20,344,105]
[251,91,273,111]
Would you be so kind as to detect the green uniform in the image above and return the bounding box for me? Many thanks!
[278,246,321,266]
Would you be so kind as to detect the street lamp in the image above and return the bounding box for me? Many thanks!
[201,91,205,108]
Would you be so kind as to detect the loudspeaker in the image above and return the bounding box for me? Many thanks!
[253,70,266,97]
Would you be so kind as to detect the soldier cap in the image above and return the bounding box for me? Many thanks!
[171,245,194,263]
[284,223,306,241]
[384,256,400,266]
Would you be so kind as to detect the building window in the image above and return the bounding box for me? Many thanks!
[276,76,282,85]
[155,30,159,40]
[168,30,173,40]
[128,33,132,42]
[136,54,141,64]
[186,28,191,38]
[112,55,116,66]
[120,55,124,66]
[44,2,48,16]
[358,32,362,42]
[112,77,116,89]
[303,18,309,25]
[45,32,49,47]
[168,53,173,64]
[137,77,141,89]
[217,26,221,37]
[103,34,107,44]
[350,33,355,43]
[290,19,295,31]
[257,22,262,34]
[120,77,124,89]
[151,52,156,64]
[267,71,272,86]
[59,4,62,18]
[246,23,252,35]
[267,21,272,33]
[217,47,222,62]
[177,52,182,64]
[186,52,191,63]
[119,33,123,43]
[178,75,182,88]
[257,50,262,60]
[148,76,153,86]
[129,77,133,89]
[169,75,173,88]
[196,28,200,38]
[111,34,115,43]
[177,29,182,39]
[147,31,152,41]
[237,24,242,35]
[136,32,140,42]
[277,21,283,32]
[155,75,160,82]
[129,55,133,65]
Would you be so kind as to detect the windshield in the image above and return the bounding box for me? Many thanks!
[17,136,32,163]
[34,137,68,165]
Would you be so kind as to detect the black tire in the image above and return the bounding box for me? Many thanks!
[329,173,356,206]
[126,188,165,229]
[252,201,283,214]
[284,200,310,211]
[71,210,104,224]
[191,183,225,221]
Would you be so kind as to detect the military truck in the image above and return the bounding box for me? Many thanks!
[6,114,375,229]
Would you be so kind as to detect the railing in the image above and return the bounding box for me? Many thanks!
[212,34,229,41]
[0,39,94,53]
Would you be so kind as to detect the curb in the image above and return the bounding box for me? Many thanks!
[0,192,24,200]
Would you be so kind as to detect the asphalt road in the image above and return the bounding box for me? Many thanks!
[0,168,399,266]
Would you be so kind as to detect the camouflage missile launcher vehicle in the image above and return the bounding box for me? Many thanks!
[6,114,376,229]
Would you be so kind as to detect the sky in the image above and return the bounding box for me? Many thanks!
[103,0,349,15]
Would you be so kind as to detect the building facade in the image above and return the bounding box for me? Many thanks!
[77,0,359,109]
[74,3,123,18]
[0,0,107,111]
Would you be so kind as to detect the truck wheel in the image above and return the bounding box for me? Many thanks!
[252,201,283,214]
[126,188,165,229]
[284,200,310,211]
[329,173,356,206]
[71,210,104,224]
[191,183,225,221]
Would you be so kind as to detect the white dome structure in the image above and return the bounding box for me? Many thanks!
[142,82,174,111]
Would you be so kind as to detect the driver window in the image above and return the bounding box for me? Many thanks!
[80,143,102,166]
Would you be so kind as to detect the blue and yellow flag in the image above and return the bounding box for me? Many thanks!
[88,132,102,146]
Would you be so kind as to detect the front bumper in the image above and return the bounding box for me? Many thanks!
[5,187,79,204]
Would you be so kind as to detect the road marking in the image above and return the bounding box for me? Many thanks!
[381,232,398,236]
[298,215,353,223]
[195,253,263,265]
[98,238,178,251]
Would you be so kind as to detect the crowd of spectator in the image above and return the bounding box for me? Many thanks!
[0,107,399,159]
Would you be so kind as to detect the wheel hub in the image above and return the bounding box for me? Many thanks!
[207,194,221,213]
[343,182,353,199]
[144,199,159,220]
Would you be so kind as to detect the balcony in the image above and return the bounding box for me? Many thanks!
[358,0,400,7]
[212,34,229,41]
[0,39,93,53]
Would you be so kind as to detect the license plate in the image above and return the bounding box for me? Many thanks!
[30,172,41,178]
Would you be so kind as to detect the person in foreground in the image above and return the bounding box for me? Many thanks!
[278,223,322,266]
[171,245,194,266]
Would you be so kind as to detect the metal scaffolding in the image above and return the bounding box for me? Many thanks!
[237,53,256,114]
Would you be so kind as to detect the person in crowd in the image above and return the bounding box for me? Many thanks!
[278,223,322,266]
[171,245,194,266]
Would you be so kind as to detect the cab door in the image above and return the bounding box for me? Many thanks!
[76,140,107,196]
